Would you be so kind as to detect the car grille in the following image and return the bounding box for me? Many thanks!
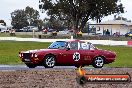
[23,53,31,61]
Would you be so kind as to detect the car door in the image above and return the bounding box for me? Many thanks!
[61,42,81,65]
[78,42,97,64]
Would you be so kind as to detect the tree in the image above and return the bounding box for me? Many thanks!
[33,19,43,30]
[11,6,40,29]
[11,10,29,29]
[43,16,69,31]
[39,0,124,32]
[0,20,6,26]
[25,6,40,26]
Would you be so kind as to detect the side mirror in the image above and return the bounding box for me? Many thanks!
[66,47,70,51]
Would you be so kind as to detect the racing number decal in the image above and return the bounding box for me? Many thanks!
[73,52,80,61]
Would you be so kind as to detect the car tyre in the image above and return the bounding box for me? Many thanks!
[92,56,104,68]
[26,63,36,68]
[44,55,56,68]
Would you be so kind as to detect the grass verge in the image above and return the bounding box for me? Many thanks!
[0,33,33,38]
[0,41,50,65]
[96,45,132,67]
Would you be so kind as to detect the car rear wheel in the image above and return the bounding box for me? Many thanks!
[26,63,37,68]
[92,56,104,68]
[44,55,56,68]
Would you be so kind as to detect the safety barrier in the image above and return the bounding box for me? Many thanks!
[0,37,130,46]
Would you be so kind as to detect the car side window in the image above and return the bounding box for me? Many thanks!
[70,42,78,50]
[79,42,95,50]
[80,42,89,50]
[89,44,95,50]
[48,41,66,49]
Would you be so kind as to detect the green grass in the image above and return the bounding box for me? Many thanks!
[0,41,50,65]
[96,45,132,67]
[0,41,132,67]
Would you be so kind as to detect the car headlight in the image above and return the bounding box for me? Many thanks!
[19,53,23,58]
[34,53,38,58]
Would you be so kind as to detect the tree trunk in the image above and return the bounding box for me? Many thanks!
[79,17,89,32]
[72,18,79,37]
[79,9,93,31]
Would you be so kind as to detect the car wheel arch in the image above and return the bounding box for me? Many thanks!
[44,53,56,58]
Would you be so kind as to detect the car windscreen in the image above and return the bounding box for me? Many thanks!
[48,41,67,49]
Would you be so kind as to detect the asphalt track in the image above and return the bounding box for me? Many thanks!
[0,65,75,71]
[0,65,113,71]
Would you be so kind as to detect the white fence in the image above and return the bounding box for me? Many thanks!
[0,37,129,46]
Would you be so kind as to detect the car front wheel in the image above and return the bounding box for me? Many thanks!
[44,55,56,68]
[92,56,104,68]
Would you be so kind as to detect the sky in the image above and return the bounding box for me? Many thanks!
[0,0,132,26]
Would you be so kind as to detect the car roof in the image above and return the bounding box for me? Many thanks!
[66,39,85,43]
[55,39,91,43]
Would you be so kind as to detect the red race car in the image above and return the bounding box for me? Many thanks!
[19,40,116,68]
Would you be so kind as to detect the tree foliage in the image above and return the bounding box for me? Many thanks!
[11,10,29,29]
[33,19,43,30]
[43,16,68,31]
[0,20,6,26]
[39,0,124,31]
[115,16,131,22]
[11,6,40,29]
[25,6,40,25]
